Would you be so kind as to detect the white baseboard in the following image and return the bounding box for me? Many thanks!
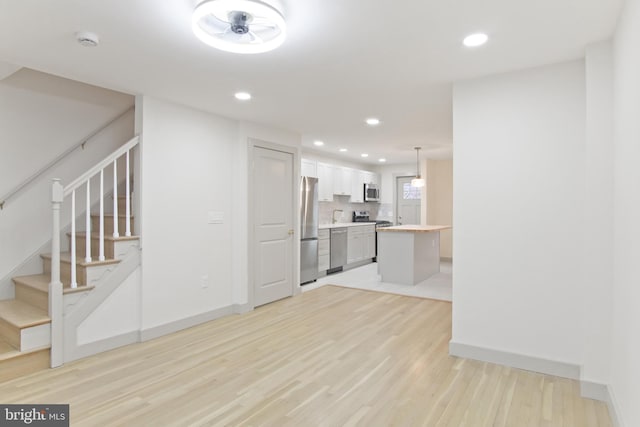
[581,380,609,401]
[65,330,140,363]
[140,305,234,342]
[233,303,253,314]
[449,341,580,379]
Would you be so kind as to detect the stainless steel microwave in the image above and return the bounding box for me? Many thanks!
[364,183,380,202]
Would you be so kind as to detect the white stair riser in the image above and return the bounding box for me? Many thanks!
[90,215,134,236]
[15,285,48,312]
[0,319,50,351]
[20,323,51,352]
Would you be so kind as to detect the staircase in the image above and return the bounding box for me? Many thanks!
[0,136,140,382]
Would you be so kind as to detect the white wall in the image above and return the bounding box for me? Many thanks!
[138,96,237,330]
[77,267,141,345]
[582,42,614,391]
[452,61,587,365]
[138,97,301,328]
[0,69,133,299]
[610,0,640,424]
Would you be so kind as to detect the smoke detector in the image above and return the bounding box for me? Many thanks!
[192,0,286,54]
[76,31,100,47]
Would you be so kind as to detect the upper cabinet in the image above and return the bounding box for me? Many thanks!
[302,158,379,203]
[301,159,317,178]
[350,169,365,203]
[363,171,378,186]
[333,166,352,196]
[316,162,334,202]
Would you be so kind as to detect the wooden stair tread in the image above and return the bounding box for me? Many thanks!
[0,337,49,362]
[13,274,95,294]
[68,231,140,242]
[0,299,50,328]
[40,252,121,267]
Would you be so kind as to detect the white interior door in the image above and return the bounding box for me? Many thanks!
[396,176,421,225]
[253,146,294,307]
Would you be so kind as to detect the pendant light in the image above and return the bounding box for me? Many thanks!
[411,147,425,187]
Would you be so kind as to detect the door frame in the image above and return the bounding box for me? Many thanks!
[247,138,301,310]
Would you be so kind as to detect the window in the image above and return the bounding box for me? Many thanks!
[403,183,421,200]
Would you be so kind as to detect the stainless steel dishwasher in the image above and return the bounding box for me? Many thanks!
[330,227,348,272]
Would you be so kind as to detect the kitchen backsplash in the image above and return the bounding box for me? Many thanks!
[319,196,395,224]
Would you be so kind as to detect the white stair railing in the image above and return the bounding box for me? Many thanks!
[49,135,139,367]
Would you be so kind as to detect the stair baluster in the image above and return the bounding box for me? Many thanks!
[125,150,131,237]
[113,159,119,238]
[85,179,92,263]
[99,170,105,261]
[70,190,77,288]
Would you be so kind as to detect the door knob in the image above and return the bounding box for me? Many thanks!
[288,229,294,235]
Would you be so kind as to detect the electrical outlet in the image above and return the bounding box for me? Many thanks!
[201,275,209,288]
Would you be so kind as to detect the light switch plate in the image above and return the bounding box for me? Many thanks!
[208,211,224,224]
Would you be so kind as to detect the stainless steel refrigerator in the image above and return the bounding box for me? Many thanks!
[300,176,319,284]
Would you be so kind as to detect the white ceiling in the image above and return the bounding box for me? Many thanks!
[0,0,622,164]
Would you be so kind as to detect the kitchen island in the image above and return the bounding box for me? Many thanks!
[377,225,451,285]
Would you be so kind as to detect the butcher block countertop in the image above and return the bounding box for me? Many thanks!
[377,225,451,233]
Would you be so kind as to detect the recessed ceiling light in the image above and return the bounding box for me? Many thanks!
[339,148,348,152]
[365,118,380,126]
[313,140,324,146]
[463,33,489,47]
[378,158,386,163]
[192,0,286,54]
[361,153,369,158]
[234,92,251,100]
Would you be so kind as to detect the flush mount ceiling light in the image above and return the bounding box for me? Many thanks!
[339,148,348,152]
[234,91,251,100]
[361,153,369,158]
[192,0,286,54]
[313,140,324,146]
[365,118,381,126]
[378,158,387,163]
[411,147,425,188]
[463,33,488,47]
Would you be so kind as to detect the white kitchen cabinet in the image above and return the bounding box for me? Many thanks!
[363,171,378,186]
[301,158,317,178]
[347,226,364,264]
[318,228,330,272]
[332,166,352,196]
[364,225,376,259]
[350,169,365,203]
[317,162,334,202]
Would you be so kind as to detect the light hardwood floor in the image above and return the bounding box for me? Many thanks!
[0,286,611,426]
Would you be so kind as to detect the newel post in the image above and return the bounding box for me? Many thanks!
[49,179,64,368]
